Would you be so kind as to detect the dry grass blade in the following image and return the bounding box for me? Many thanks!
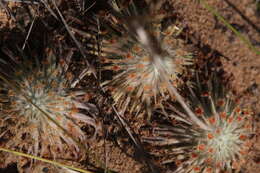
[199,0,260,55]
[223,0,260,35]
[2,0,39,4]
[22,12,37,50]
[166,79,211,131]
[0,147,93,173]
[111,105,159,173]
[49,0,91,68]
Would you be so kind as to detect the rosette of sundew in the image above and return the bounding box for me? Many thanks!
[0,49,100,170]
[94,0,193,116]
[142,74,255,173]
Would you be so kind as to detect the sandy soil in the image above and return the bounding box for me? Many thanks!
[0,0,259,173]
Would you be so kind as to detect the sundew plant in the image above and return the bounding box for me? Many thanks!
[0,0,258,173]
[95,0,193,115]
[0,49,99,171]
[142,73,255,173]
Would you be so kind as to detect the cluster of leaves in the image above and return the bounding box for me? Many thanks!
[0,47,100,172]
[95,0,193,117]
[142,72,254,173]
